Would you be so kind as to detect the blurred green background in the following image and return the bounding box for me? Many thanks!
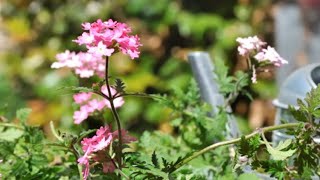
[0,0,277,135]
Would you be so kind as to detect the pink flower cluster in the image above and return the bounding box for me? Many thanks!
[236,36,288,83]
[254,46,288,67]
[51,19,141,78]
[78,125,136,180]
[236,36,288,66]
[236,36,266,56]
[73,85,124,124]
[51,50,105,78]
[74,19,142,59]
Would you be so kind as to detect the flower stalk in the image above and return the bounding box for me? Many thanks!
[104,56,123,169]
[0,122,23,130]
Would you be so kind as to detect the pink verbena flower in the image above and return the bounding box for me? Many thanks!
[51,50,105,78]
[254,46,288,67]
[236,36,288,83]
[73,86,124,124]
[78,125,136,180]
[236,36,266,56]
[51,19,141,78]
[74,19,142,59]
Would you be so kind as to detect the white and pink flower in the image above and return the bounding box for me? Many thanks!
[236,36,266,56]
[236,36,287,83]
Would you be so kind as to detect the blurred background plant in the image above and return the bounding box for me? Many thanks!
[0,0,275,135]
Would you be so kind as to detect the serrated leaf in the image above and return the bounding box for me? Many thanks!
[0,128,24,141]
[58,86,93,93]
[238,135,260,158]
[289,105,307,122]
[151,151,159,168]
[297,99,308,112]
[114,78,126,93]
[16,108,32,124]
[265,142,295,160]
[274,139,292,151]
[312,109,320,118]
[71,86,93,93]
[31,154,48,166]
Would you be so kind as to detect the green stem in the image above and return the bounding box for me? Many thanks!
[49,121,63,142]
[78,164,84,180]
[115,169,130,180]
[105,56,123,169]
[70,144,83,179]
[170,122,301,173]
[0,122,23,130]
[246,57,252,70]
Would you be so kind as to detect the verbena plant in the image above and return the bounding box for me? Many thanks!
[0,19,319,180]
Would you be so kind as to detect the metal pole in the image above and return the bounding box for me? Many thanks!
[188,51,240,139]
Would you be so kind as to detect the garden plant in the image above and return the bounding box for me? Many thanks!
[0,18,319,180]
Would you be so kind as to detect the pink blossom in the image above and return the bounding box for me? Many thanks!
[78,125,136,180]
[51,50,81,69]
[73,109,89,124]
[74,19,142,59]
[51,19,141,78]
[236,36,266,56]
[118,35,141,59]
[74,32,94,46]
[254,46,288,66]
[52,51,105,78]
[73,86,124,124]
[52,19,141,78]
[74,93,93,104]
[88,41,114,57]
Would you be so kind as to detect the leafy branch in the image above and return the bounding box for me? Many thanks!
[169,122,301,173]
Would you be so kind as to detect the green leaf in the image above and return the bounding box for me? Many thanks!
[312,109,320,118]
[114,78,126,93]
[152,151,159,168]
[260,160,286,179]
[16,108,32,124]
[237,173,260,180]
[238,135,261,158]
[170,118,182,127]
[274,139,292,151]
[265,140,295,161]
[71,86,93,93]
[58,86,93,93]
[30,154,48,166]
[0,128,24,141]
[289,105,307,122]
